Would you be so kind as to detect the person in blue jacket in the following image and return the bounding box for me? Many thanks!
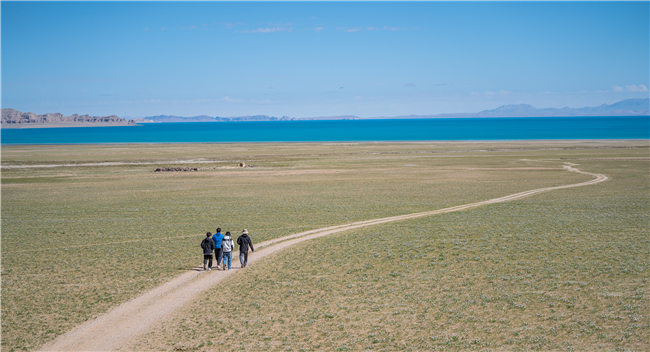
[212,228,224,270]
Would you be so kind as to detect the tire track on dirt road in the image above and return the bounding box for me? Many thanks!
[38,165,607,351]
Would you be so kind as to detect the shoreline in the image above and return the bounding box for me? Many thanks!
[2,114,648,129]
[1,138,648,147]
[1,122,141,129]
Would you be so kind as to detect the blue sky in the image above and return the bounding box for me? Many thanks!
[2,1,648,118]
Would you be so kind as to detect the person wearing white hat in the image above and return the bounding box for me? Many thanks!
[236,229,255,268]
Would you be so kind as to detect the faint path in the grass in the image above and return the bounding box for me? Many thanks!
[4,146,646,169]
[38,164,607,352]
[0,160,226,168]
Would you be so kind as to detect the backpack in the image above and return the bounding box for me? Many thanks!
[222,237,234,252]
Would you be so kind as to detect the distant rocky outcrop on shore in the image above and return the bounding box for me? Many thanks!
[134,114,295,123]
[1,108,133,125]
[299,115,359,120]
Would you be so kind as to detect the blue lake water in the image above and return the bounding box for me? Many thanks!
[1,117,648,145]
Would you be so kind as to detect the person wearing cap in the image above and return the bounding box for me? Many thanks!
[200,232,215,271]
[236,229,255,268]
[212,228,224,270]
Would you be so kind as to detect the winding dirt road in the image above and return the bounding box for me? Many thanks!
[39,165,607,351]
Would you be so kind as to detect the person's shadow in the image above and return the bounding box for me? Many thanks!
[180,266,205,272]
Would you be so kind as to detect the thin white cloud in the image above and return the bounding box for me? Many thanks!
[626,84,649,92]
[337,27,361,32]
[221,96,244,103]
[383,26,401,31]
[613,84,648,92]
[315,26,324,32]
[484,91,496,96]
[239,26,292,33]
[404,83,416,87]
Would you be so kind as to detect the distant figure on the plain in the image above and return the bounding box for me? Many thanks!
[200,232,214,271]
[212,228,224,270]
[237,229,255,268]
[221,231,235,270]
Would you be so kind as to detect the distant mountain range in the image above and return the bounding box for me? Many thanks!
[3,99,647,127]
[131,98,648,122]
[390,98,649,119]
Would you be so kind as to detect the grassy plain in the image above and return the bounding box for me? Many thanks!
[1,140,648,351]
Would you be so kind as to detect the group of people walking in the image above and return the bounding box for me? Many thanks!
[200,228,255,271]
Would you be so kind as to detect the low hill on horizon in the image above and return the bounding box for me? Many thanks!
[134,98,648,122]
[389,98,649,119]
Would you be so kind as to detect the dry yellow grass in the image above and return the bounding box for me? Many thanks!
[128,151,649,351]
[1,141,648,351]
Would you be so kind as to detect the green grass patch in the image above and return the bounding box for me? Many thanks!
[1,141,648,351]
[130,153,649,351]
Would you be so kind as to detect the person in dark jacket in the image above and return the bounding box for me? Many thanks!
[200,232,215,270]
[236,229,254,268]
[212,228,224,270]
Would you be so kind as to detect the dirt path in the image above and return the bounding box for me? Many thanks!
[38,165,607,351]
